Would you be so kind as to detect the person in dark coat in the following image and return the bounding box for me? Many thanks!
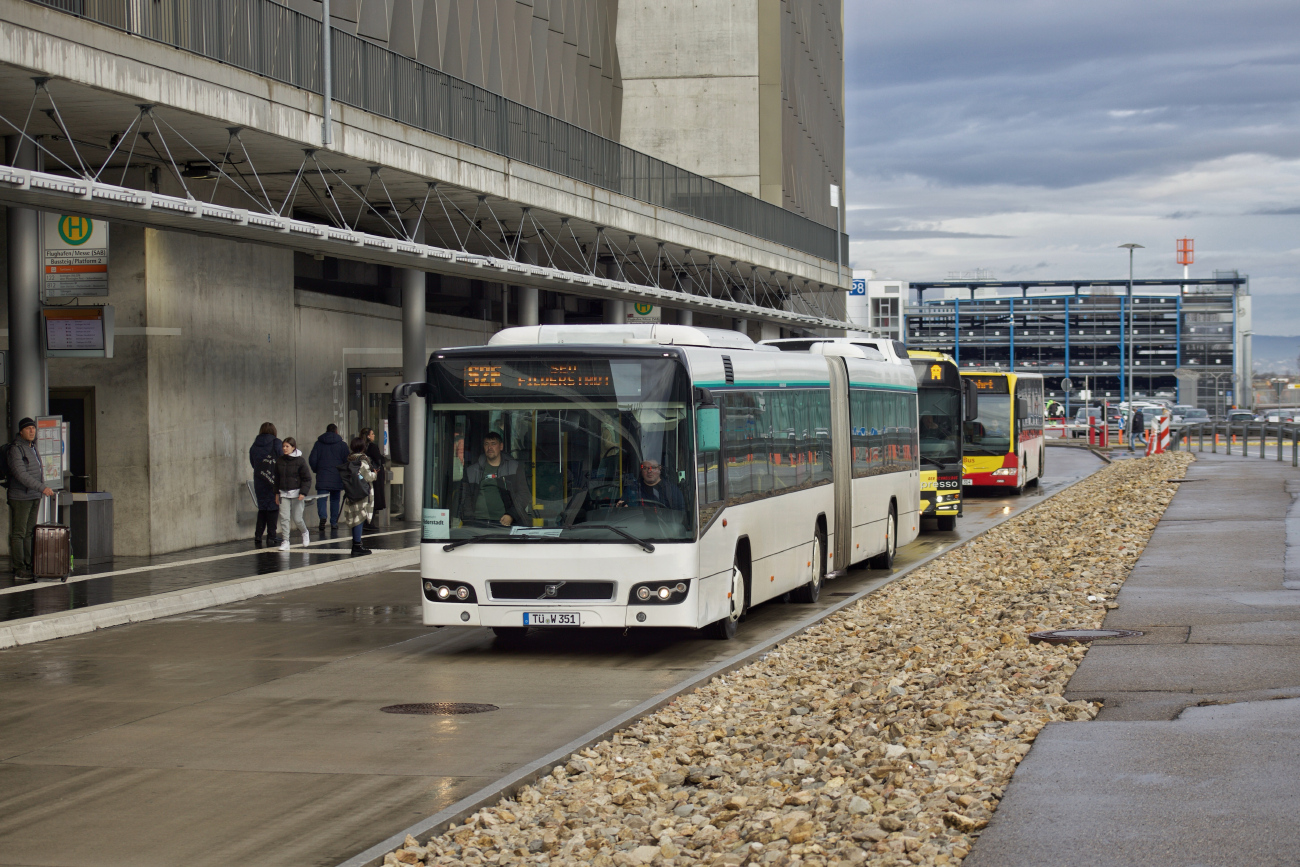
[308,423,350,530]
[360,427,386,525]
[1129,408,1145,452]
[249,422,283,545]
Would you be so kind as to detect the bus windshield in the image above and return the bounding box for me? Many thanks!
[425,356,696,544]
[918,387,961,464]
[963,393,1012,455]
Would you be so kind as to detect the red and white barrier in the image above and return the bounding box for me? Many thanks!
[1145,415,1171,455]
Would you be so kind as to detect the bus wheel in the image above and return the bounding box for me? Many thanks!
[937,515,956,532]
[708,559,746,640]
[790,526,827,603]
[492,626,528,642]
[869,506,896,570]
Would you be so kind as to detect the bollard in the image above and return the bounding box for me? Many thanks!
[1278,424,1284,462]
[1261,424,1266,459]
[1212,425,1218,453]
[1293,427,1298,467]
[1198,423,1205,453]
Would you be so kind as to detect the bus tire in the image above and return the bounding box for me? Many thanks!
[707,557,747,640]
[492,626,528,642]
[869,505,897,570]
[936,514,956,532]
[790,525,827,603]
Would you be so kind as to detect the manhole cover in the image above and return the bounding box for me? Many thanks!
[1029,629,1144,645]
[381,703,499,715]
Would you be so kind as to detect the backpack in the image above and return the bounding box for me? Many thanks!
[338,460,372,502]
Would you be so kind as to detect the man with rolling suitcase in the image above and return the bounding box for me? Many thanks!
[7,417,54,580]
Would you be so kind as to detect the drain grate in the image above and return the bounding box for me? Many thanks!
[828,592,856,597]
[1166,479,1201,483]
[381,702,499,715]
[1029,629,1143,645]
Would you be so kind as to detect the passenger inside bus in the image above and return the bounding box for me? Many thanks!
[458,432,532,527]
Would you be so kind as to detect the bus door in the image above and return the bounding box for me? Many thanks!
[825,356,852,574]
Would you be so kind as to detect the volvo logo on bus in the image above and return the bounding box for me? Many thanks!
[540,582,565,599]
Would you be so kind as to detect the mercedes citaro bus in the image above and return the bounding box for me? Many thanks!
[959,370,1045,493]
[388,324,920,640]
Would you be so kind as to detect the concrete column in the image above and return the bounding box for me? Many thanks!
[6,135,43,431]
[676,272,694,327]
[601,258,623,324]
[760,322,781,342]
[734,319,748,335]
[543,305,565,325]
[401,218,427,523]
[517,242,538,326]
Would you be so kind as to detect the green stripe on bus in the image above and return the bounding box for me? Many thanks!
[697,381,916,392]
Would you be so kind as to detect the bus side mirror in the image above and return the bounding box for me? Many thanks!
[964,380,979,422]
[696,406,720,453]
[388,381,428,465]
[388,400,411,465]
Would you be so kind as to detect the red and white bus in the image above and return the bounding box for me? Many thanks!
[959,371,1044,493]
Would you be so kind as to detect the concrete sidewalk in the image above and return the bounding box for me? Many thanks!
[967,452,1300,867]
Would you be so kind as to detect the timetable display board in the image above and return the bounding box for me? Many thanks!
[35,416,63,491]
[42,306,115,358]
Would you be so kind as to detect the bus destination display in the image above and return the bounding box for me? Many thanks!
[461,360,615,396]
[966,376,1009,394]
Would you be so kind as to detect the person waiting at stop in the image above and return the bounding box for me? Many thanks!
[617,459,685,511]
[459,432,531,527]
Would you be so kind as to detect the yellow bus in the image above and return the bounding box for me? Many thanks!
[908,351,965,530]
[960,370,1045,494]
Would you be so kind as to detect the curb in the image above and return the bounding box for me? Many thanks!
[0,547,419,649]
[336,457,1110,867]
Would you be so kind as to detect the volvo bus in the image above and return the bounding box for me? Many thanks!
[960,370,1045,493]
[389,324,920,640]
[908,351,967,530]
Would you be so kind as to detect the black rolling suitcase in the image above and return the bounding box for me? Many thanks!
[33,495,71,581]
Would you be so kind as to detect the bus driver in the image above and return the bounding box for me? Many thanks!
[459,432,531,527]
[617,459,686,511]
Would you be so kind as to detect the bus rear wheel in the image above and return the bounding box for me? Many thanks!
[869,506,896,570]
[790,526,827,603]
[707,558,747,640]
[936,514,956,532]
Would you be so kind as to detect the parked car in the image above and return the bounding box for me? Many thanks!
[1256,411,1298,424]
[1224,410,1255,424]
[1174,408,1210,426]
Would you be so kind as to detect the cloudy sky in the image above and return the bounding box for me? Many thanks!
[843,0,1300,335]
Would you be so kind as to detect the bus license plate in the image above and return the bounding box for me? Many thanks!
[962,478,973,485]
[524,612,580,626]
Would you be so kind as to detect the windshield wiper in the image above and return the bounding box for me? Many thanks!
[919,455,947,469]
[443,525,655,553]
[573,525,656,552]
[443,534,523,552]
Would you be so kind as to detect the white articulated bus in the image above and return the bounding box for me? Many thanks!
[389,324,919,640]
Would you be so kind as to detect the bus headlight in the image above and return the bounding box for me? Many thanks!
[991,468,1018,476]
[424,581,478,603]
[630,581,690,605]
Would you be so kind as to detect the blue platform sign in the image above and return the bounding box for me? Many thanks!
[850,279,866,296]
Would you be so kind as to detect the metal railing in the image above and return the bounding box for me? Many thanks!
[27,0,849,265]
[1172,422,1300,467]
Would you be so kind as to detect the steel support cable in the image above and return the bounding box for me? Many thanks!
[148,114,271,213]
[138,120,193,201]
[277,155,309,216]
[372,168,405,236]
[309,156,360,228]
[299,175,345,227]
[433,185,469,251]
[230,129,274,212]
[563,219,595,276]
[451,194,510,258]
[480,198,513,257]
[37,86,89,178]
[0,106,81,177]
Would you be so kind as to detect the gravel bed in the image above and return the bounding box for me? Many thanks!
[386,452,1193,867]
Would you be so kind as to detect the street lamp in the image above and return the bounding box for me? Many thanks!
[1119,244,1144,408]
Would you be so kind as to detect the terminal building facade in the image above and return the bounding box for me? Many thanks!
[0,0,848,557]
[849,271,1253,414]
